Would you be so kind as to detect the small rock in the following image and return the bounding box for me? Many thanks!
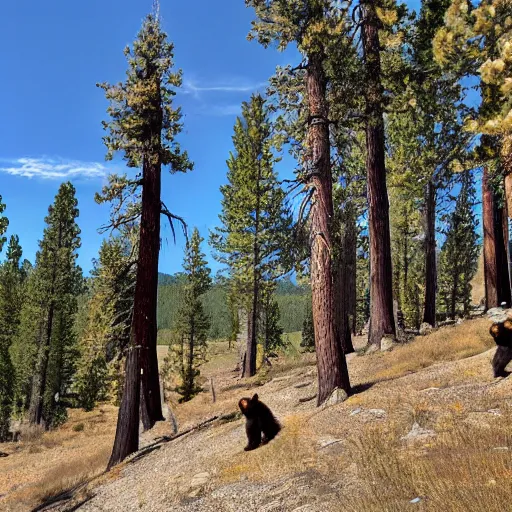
[323,388,349,407]
[420,387,440,392]
[190,471,210,488]
[487,307,512,323]
[381,336,396,352]
[410,497,422,504]
[350,408,362,416]
[401,422,436,442]
[368,409,386,419]
[365,343,380,355]
[318,437,343,449]
[188,488,201,498]
[456,317,464,325]
[419,323,434,336]
[488,409,502,416]
[493,446,509,451]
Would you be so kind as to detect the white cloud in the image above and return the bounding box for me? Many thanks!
[0,157,109,180]
[182,79,267,98]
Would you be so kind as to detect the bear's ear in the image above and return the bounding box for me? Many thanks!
[490,324,501,338]
[252,393,259,402]
[239,398,249,411]
[504,319,512,331]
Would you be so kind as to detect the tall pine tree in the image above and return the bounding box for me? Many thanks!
[438,171,480,317]
[0,235,23,441]
[172,228,211,402]
[211,94,292,378]
[98,7,193,467]
[435,0,512,309]
[28,182,82,428]
[246,0,351,403]
[75,228,137,411]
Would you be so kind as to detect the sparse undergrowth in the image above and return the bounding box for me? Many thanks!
[218,414,318,483]
[372,318,493,382]
[1,318,506,512]
[343,406,512,511]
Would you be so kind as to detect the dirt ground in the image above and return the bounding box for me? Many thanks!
[2,317,510,512]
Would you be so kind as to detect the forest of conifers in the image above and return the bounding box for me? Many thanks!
[1,0,511,471]
[157,274,310,338]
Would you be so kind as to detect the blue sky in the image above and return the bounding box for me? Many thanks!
[0,0,300,276]
[0,0,436,277]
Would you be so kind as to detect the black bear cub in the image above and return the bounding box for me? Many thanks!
[489,319,512,378]
[238,394,281,451]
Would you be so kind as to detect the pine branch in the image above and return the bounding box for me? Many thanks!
[161,202,188,243]
[98,213,141,235]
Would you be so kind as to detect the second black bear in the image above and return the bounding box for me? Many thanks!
[489,320,512,378]
[238,394,281,451]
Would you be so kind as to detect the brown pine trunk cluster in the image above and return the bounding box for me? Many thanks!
[361,0,396,347]
[306,50,351,406]
[334,213,356,354]
[423,181,437,326]
[483,166,512,310]
[138,157,165,430]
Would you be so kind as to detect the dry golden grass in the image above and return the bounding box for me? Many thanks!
[341,409,512,512]
[2,318,504,511]
[0,405,117,512]
[219,415,317,483]
[4,447,110,510]
[372,318,493,382]
[218,414,317,484]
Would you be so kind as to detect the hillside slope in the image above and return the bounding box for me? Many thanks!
[3,318,510,512]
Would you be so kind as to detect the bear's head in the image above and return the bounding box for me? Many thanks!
[490,320,512,346]
[238,393,259,417]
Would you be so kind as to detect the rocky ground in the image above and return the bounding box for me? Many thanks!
[2,317,512,512]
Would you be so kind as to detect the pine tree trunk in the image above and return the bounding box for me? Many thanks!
[245,159,261,378]
[423,181,437,326]
[28,306,54,426]
[483,167,512,309]
[107,343,141,469]
[186,317,195,400]
[307,50,351,405]
[334,214,356,354]
[362,0,396,347]
[450,268,459,319]
[347,215,358,336]
[29,223,62,427]
[138,156,164,430]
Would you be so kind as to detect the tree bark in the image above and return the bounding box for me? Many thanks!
[423,181,437,326]
[362,0,396,347]
[29,222,62,427]
[107,344,141,469]
[28,307,54,426]
[346,215,358,336]
[307,50,351,406]
[185,316,195,400]
[450,267,459,319]
[245,158,262,378]
[138,155,164,431]
[483,166,512,309]
[334,213,356,354]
